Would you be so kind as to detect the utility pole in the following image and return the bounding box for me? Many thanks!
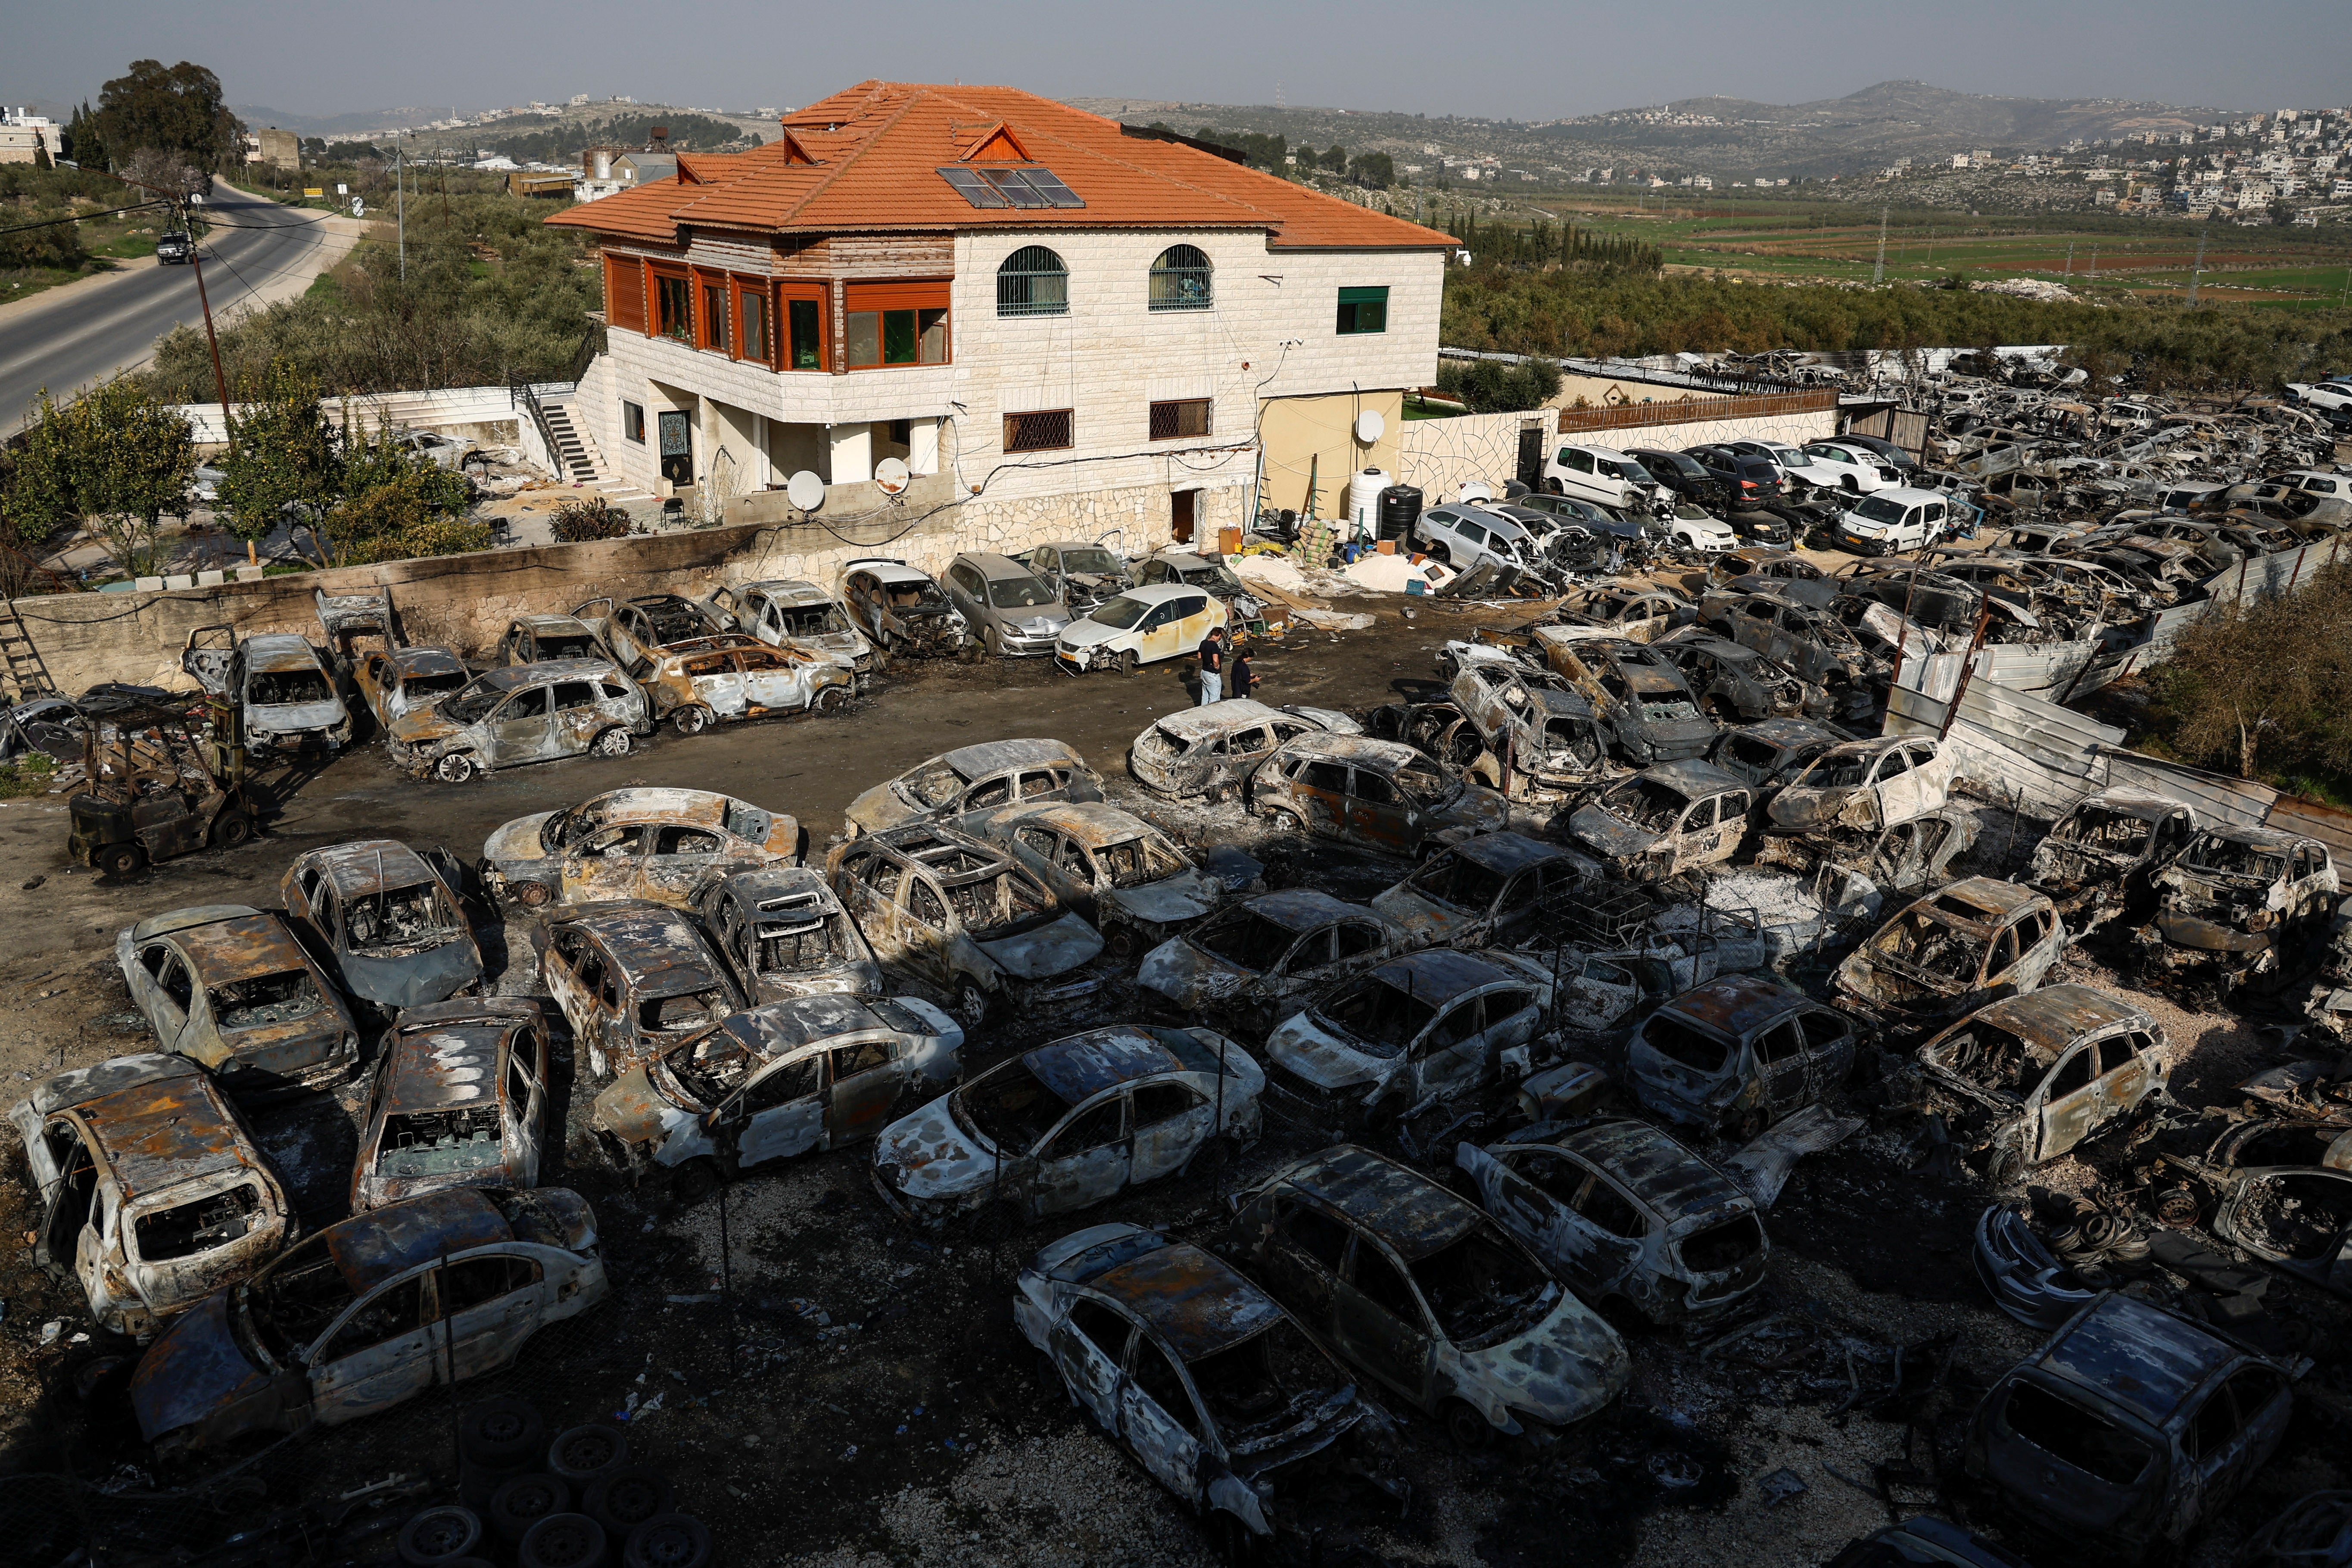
[2187,222,2207,304]
[1872,206,1888,284]
[396,134,407,282]
[2063,242,2073,280]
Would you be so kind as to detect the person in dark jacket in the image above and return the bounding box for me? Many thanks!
[1196,628,1224,705]
[1225,644,1258,702]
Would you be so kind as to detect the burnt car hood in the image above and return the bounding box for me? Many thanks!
[1568,805,1658,861]
[388,705,463,751]
[1436,789,1513,836]
[249,698,346,734]
[1766,786,1858,832]
[130,1291,273,1443]
[337,939,483,1010]
[1137,936,1254,1009]
[219,1015,348,1077]
[845,782,921,835]
[973,912,1103,980]
[875,1097,997,1202]
[1101,871,1221,929]
[2154,912,2271,954]
[1265,1015,1393,1094]
[592,1063,697,1147]
[483,814,556,868]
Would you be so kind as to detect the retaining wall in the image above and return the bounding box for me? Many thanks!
[1393,393,1842,502]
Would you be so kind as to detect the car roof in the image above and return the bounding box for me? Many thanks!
[1281,1144,1479,1262]
[1870,487,1949,506]
[1538,1119,1749,1220]
[2035,1294,2242,1428]
[1443,830,1573,875]
[390,646,465,676]
[300,840,439,898]
[847,561,934,584]
[956,552,1038,578]
[473,659,621,692]
[383,1013,511,1114]
[732,994,903,1058]
[1639,760,1747,796]
[1365,948,1524,1005]
[63,1060,253,1200]
[1965,985,2146,1059]
[865,825,1017,879]
[711,865,841,916]
[318,1188,516,1296]
[1024,1027,1187,1104]
[939,738,1080,778]
[1660,974,1808,1038]
[172,911,312,978]
[1237,888,1374,933]
[1728,716,1839,749]
[241,634,319,669]
[983,799,1161,846]
[1088,1241,1284,1363]
[1151,698,1285,740]
[514,614,598,633]
[1120,583,1213,605]
[1277,733,1428,773]
[570,787,736,829]
[561,904,728,991]
[2065,789,2192,823]
[130,903,268,945]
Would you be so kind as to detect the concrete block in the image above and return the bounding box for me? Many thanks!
[135,577,165,592]
[234,566,265,583]
[197,570,227,586]
[164,574,196,590]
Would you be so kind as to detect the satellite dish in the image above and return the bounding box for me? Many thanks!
[874,457,910,495]
[786,470,826,511]
[1354,409,1385,444]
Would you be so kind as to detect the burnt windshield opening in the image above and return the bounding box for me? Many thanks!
[2000,1381,2153,1486]
[1189,1318,1345,1447]
[1317,977,1438,1059]
[1679,1214,1764,1273]
[1094,836,1185,888]
[1929,1020,2041,1094]
[2053,807,2154,854]
[376,1107,504,1178]
[2237,1173,2352,1260]
[1192,911,1298,972]
[134,1181,263,1263]
[1406,854,1508,913]
[404,670,468,698]
[2182,836,2287,882]
[1608,779,1692,834]
[757,915,854,974]
[641,988,731,1034]
[211,971,325,1030]
[664,1026,754,1104]
[346,881,463,953]
[1643,1015,1731,1072]
[254,1235,357,1355]
[536,634,600,661]
[954,1060,1066,1152]
[951,871,1056,941]
[248,670,331,706]
[1409,1225,1555,1350]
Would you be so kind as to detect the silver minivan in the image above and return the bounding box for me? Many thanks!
[1412,504,1535,578]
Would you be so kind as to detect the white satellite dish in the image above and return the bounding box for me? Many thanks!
[1354,409,1385,445]
[786,470,826,511]
[874,457,910,495]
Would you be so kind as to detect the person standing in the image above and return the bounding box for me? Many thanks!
[1196,627,1224,705]
[1226,642,1258,703]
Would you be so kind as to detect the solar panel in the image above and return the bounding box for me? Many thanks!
[936,167,1009,208]
[979,169,1049,208]
[1021,168,1085,208]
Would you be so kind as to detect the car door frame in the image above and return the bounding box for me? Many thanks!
[1029,1090,1133,1218]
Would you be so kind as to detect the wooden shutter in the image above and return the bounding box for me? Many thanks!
[844,280,950,312]
[605,255,646,334]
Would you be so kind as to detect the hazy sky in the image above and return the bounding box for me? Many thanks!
[10,0,2350,123]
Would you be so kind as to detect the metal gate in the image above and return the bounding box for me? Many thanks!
[1516,425,1545,490]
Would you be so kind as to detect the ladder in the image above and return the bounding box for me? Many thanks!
[0,545,69,700]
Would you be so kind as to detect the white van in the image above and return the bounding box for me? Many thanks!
[1543,442,1658,510]
[1834,486,1949,557]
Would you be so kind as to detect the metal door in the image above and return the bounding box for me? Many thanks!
[1460,1145,1641,1299]
[825,1039,902,1145]
[1333,1240,1435,1408]
[308,1275,437,1424]
[1128,1083,1211,1183]
[565,825,646,904]
[1517,426,1544,490]
[489,686,555,763]
[1032,1095,1131,1216]
[436,1254,542,1381]
[736,1054,827,1168]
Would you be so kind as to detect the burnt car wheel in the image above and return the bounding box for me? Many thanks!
[671,706,711,737]
[518,1512,607,1568]
[397,1504,484,1565]
[1118,650,1139,679]
[435,752,480,784]
[667,1160,720,1207]
[814,684,852,715]
[622,1513,711,1568]
[1442,1400,1494,1452]
[2155,1186,2202,1228]
[1104,925,1140,961]
[592,728,633,758]
[97,842,145,878]
[548,1424,630,1483]
[513,881,552,909]
[209,810,253,848]
[489,1474,572,1546]
[954,980,991,1029]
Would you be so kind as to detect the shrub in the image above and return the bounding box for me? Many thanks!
[549,496,634,543]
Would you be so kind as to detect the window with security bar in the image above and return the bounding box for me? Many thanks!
[1149,245,1213,312]
[1149,399,1212,441]
[1004,409,1074,453]
[997,246,1069,316]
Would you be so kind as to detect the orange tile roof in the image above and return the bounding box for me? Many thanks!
[548,81,1453,253]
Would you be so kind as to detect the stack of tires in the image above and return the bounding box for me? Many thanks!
[392,1397,713,1568]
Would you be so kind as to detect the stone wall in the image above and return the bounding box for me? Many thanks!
[5,475,1249,698]
[1395,397,1842,502]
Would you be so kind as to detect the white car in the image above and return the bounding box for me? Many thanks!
[1053,583,1227,675]
[1660,501,1736,553]
[1832,486,1951,557]
[1796,442,1900,493]
[1542,442,1657,510]
[2285,380,2352,414]
[2283,468,2350,502]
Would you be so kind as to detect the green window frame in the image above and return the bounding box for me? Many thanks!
[1337,286,1388,335]
[788,299,822,370]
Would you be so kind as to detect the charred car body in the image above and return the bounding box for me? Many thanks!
[1128,701,1345,801]
[1444,655,1613,803]
[1653,632,1831,723]
[386,660,649,785]
[1249,733,1509,859]
[183,628,351,755]
[540,902,744,1079]
[1139,890,1398,1038]
[2134,828,2337,991]
[1624,974,1859,1136]
[1915,986,2168,1182]
[1568,761,1755,883]
[626,633,854,735]
[352,999,549,1212]
[704,578,878,686]
[1535,639,1720,766]
[481,787,799,913]
[280,841,480,1014]
[695,867,883,1001]
[11,1054,292,1338]
[838,558,971,659]
[846,738,1103,836]
[1837,879,2068,1035]
[1371,832,1592,952]
[351,645,470,733]
[117,905,359,1098]
[2025,790,2199,938]
[873,1025,1260,1227]
[967,800,1229,959]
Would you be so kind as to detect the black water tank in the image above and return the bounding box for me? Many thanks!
[1377,485,1422,541]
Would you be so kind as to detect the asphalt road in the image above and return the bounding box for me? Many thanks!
[0,183,327,433]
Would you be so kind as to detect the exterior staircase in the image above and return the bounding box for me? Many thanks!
[539,401,598,483]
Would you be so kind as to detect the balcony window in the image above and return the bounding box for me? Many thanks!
[738,285,770,363]
[700,279,729,352]
[997,245,1069,316]
[1337,285,1389,335]
[788,297,822,370]
[654,273,692,342]
[1149,244,1212,312]
[846,306,950,368]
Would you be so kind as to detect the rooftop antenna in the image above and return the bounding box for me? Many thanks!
[1872,206,1888,284]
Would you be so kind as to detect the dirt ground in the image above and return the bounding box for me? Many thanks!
[2,599,2346,1568]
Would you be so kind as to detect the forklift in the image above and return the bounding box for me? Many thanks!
[66,692,256,877]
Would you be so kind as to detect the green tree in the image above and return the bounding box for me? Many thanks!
[1347,152,1395,190]
[7,379,196,574]
[320,474,491,567]
[216,360,338,555]
[95,59,242,175]
[1323,145,1348,173]
[60,102,107,168]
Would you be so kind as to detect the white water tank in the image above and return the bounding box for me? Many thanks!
[1348,467,1389,538]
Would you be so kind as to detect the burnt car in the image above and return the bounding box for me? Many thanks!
[845,738,1104,836]
[1705,717,1846,792]
[1624,974,1858,1136]
[2159,1143,2352,1297]
[1262,949,1555,1128]
[1249,734,1509,859]
[352,999,549,1213]
[1138,891,1398,1038]
[1021,541,1136,615]
[704,578,877,686]
[492,614,611,668]
[1965,1293,2297,1563]
[1761,736,1958,838]
[1824,1518,2035,1568]
[386,660,649,785]
[1652,633,1828,722]
[1370,832,1592,951]
[872,1025,1260,1228]
[1220,1144,1628,1447]
[352,645,470,732]
[480,787,799,913]
[1705,548,1822,593]
[1568,761,1754,883]
[117,906,360,1098]
[629,633,854,735]
[131,1187,607,1459]
[694,867,882,1002]
[828,825,1106,1026]
[280,841,480,1014]
[1539,639,1720,767]
[1013,1222,1402,1554]
[1127,701,1343,801]
[1455,1119,1774,1325]
[838,557,971,659]
[11,1054,292,1338]
[1558,585,1692,645]
[182,628,352,756]
[540,903,745,1080]
[583,592,732,667]
[1836,879,2068,1034]
[2025,790,2199,938]
[966,800,1230,960]
[593,994,963,1201]
[1444,656,1613,804]
[1704,594,1879,711]
[1916,986,2168,1184]
[2134,827,2338,992]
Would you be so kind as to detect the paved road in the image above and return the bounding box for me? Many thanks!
[0,184,327,433]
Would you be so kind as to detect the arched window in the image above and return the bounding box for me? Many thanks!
[996,246,1068,317]
[1149,245,1213,312]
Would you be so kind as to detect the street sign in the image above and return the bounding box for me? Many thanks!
[336,183,348,195]
[303,187,324,197]
[351,197,366,217]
